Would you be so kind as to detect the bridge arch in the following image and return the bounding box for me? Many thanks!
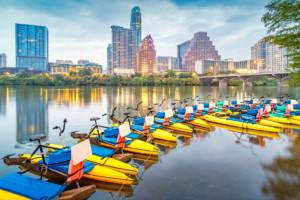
[200,73,291,87]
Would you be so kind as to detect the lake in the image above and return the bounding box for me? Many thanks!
[0,86,299,200]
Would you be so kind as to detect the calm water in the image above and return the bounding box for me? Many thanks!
[0,86,300,200]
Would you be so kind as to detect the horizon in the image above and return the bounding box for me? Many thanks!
[0,0,270,69]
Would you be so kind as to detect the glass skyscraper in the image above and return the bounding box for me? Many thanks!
[130,6,142,48]
[111,25,137,75]
[107,44,112,75]
[15,23,48,71]
[177,41,191,70]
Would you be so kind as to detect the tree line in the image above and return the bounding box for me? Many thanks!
[0,70,202,86]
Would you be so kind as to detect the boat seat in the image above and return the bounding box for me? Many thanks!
[90,145,115,158]
[29,135,46,141]
[90,117,100,121]
[150,124,163,129]
[0,173,66,200]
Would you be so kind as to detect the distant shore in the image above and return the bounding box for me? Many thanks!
[0,70,278,87]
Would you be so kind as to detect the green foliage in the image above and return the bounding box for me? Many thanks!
[130,73,142,78]
[78,68,92,76]
[70,71,78,76]
[287,70,300,87]
[164,70,176,78]
[16,71,30,78]
[218,70,238,75]
[252,77,277,86]
[262,0,300,86]
[0,73,202,86]
[198,72,212,76]
[179,73,192,78]
[228,78,242,86]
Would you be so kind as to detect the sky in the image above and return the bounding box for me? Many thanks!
[0,0,270,69]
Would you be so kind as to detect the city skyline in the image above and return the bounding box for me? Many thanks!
[0,0,270,69]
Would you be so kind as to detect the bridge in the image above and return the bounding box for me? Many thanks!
[198,71,291,87]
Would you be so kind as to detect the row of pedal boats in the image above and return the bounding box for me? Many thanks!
[1,99,300,199]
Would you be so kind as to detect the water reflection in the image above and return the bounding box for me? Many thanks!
[262,132,300,199]
[0,87,9,116]
[1,86,300,199]
[16,88,48,144]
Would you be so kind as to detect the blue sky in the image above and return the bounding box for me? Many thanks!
[0,0,270,69]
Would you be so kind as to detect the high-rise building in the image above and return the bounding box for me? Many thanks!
[157,56,169,72]
[107,44,113,75]
[195,59,258,74]
[111,26,137,75]
[137,34,156,75]
[0,53,7,67]
[130,6,142,48]
[177,41,191,70]
[157,56,179,73]
[78,60,89,65]
[179,32,221,73]
[251,40,289,72]
[15,23,48,71]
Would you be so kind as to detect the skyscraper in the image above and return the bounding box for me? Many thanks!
[111,26,137,75]
[251,40,288,72]
[130,6,142,48]
[137,34,157,75]
[15,23,48,71]
[0,53,7,67]
[107,44,112,75]
[177,41,191,70]
[179,32,221,73]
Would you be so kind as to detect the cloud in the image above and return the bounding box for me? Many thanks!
[0,0,270,68]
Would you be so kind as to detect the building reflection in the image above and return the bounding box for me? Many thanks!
[16,88,48,143]
[0,87,8,116]
[261,133,300,199]
[49,87,103,108]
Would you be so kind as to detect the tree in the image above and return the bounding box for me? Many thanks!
[179,73,192,78]
[78,68,92,76]
[261,0,300,86]
[164,70,176,78]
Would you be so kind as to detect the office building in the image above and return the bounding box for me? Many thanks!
[107,44,113,75]
[78,60,89,65]
[177,41,191,70]
[136,34,157,75]
[251,40,289,72]
[179,32,221,73]
[195,59,258,74]
[111,25,137,75]
[49,63,102,75]
[157,56,179,73]
[0,53,7,67]
[15,23,48,71]
[130,6,142,48]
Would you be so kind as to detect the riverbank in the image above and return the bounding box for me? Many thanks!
[0,71,278,87]
[0,73,201,86]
